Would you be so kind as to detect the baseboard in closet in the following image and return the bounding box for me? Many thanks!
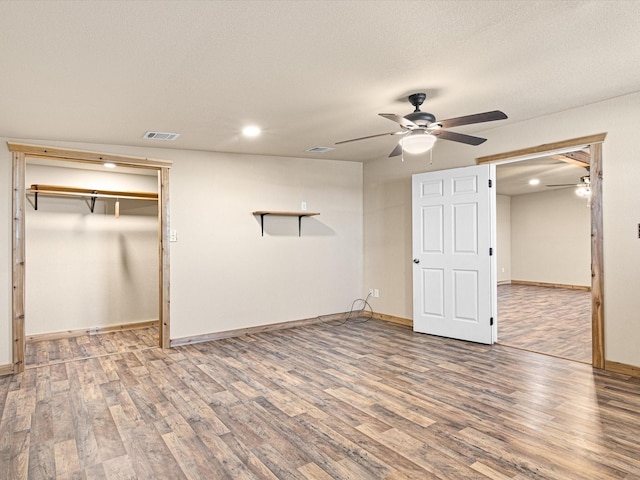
[26,319,159,343]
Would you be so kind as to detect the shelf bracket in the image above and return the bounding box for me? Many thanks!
[84,191,98,213]
[252,211,319,237]
[257,213,305,236]
[259,213,267,236]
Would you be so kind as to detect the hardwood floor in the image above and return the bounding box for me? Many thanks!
[2,319,640,479]
[498,284,592,363]
[25,326,159,368]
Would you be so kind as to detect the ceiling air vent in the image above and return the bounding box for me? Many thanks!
[143,131,180,141]
[306,146,334,153]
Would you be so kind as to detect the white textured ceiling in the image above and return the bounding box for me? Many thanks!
[1,0,640,164]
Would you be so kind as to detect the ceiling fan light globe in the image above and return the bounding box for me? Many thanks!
[575,186,591,197]
[400,134,437,154]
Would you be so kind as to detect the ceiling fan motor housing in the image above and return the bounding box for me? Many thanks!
[406,93,436,125]
[404,111,436,125]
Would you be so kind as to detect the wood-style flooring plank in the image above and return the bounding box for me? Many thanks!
[1,318,640,479]
[498,284,591,362]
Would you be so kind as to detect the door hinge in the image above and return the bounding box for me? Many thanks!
[489,247,493,256]
[488,179,493,188]
[490,317,494,326]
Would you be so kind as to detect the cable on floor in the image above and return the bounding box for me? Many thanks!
[318,292,374,326]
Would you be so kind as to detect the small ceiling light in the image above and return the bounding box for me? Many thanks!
[104,162,116,169]
[242,125,261,137]
[528,179,540,186]
[399,133,437,154]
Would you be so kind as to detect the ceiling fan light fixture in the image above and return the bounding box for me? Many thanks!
[575,186,591,197]
[400,133,437,154]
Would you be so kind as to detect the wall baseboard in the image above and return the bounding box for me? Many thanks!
[510,280,591,291]
[26,320,159,343]
[372,312,413,328]
[0,364,14,377]
[606,360,640,378]
[171,316,332,347]
[171,311,415,348]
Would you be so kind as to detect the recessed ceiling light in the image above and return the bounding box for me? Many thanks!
[242,126,261,137]
[104,162,116,169]
[529,179,540,185]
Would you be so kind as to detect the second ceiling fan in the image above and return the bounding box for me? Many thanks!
[336,93,508,157]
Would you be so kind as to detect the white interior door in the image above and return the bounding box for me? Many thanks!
[412,164,496,344]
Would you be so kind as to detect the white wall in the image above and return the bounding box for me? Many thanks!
[363,91,640,368]
[496,194,511,283]
[169,150,363,340]
[0,140,363,365]
[25,163,159,335]
[511,188,590,286]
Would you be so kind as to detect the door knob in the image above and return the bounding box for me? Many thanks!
[413,258,420,264]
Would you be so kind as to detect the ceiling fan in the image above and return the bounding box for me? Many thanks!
[546,174,591,197]
[336,93,508,157]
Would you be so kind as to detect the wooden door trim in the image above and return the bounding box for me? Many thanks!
[476,133,607,165]
[476,133,607,369]
[12,152,26,373]
[8,142,172,374]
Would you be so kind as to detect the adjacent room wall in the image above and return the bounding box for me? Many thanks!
[25,163,159,335]
[510,187,590,287]
[496,194,511,283]
[0,140,363,365]
[363,91,640,368]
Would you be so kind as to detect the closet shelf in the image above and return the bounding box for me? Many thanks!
[28,184,158,212]
[252,211,320,237]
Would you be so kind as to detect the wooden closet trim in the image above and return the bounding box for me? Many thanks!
[476,133,606,369]
[8,142,173,374]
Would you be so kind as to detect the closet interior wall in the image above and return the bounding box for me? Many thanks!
[25,161,159,337]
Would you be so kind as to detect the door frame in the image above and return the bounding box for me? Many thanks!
[9,142,173,374]
[476,132,606,369]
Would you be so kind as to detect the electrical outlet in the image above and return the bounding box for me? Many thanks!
[301,201,307,211]
[374,289,379,298]
[369,289,374,296]
[170,229,178,242]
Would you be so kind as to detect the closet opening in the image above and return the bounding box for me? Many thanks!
[9,142,172,374]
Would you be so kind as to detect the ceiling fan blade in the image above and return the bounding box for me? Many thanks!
[435,110,508,129]
[335,131,402,145]
[388,143,403,157]
[432,129,486,146]
[379,113,418,129]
